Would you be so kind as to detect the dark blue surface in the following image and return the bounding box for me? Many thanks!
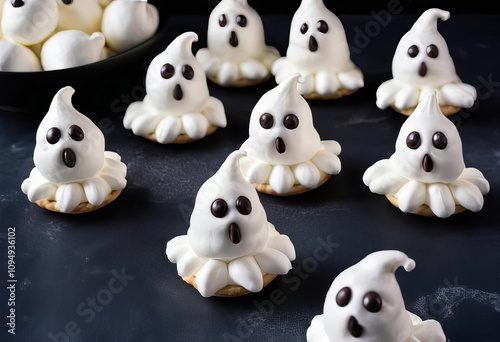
[1,10,499,342]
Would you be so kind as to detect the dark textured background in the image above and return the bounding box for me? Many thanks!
[1,1,499,341]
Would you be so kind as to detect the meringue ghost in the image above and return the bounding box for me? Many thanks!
[0,40,42,71]
[101,0,160,53]
[239,74,341,195]
[306,250,446,342]
[166,150,296,297]
[56,0,103,35]
[40,30,106,70]
[21,86,127,214]
[363,89,489,218]
[195,0,279,87]
[1,0,59,46]
[271,0,363,99]
[376,8,477,116]
[123,31,227,144]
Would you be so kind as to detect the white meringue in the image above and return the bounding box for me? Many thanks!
[166,150,296,297]
[195,0,279,86]
[56,0,103,35]
[1,0,59,46]
[240,74,341,195]
[0,40,42,71]
[101,0,159,52]
[376,8,477,115]
[363,89,489,218]
[307,250,446,342]
[21,86,127,213]
[272,0,363,98]
[123,31,227,144]
[40,30,106,70]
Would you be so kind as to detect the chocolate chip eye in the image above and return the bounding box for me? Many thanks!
[408,44,419,58]
[259,113,274,129]
[211,199,228,218]
[283,114,299,130]
[406,131,421,150]
[46,127,61,145]
[236,15,247,27]
[219,14,227,27]
[160,63,174,79]
[236,196,252,215]
[426,44,439,58]
[317,20,328,33]
[433,131,447,149]
[336,287,352,307]
[363,292,382,313]
[62,0,73,4]
[300,23,308,34]
[11,0,24,7]
[68,125,84,142]
[182,65,194,80]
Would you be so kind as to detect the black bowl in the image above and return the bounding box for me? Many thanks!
[0,0,169,113]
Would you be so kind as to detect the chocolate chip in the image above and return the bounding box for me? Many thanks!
[336,287,351,307]
[348,316,363,338]
[219,14,227,27]
[211,198,228,218]
[309,36,318,52]
[423,154,433,172]
[275,137,286,154]
[11,0,24,7]
[46,127,61,145]
[160,63,174,79]
[426,44,439,58]
[408,44,419,58]
[406,131,421,150]
[68,125,84,142]
[418,62,427,77]
[229,223,241,244]
[182,65,194,80]
[236,196,251,215]
[300,23,308,34]
[433,131,447,149]
[317,20,328,34]
[229,31,238,47]
[173,84,183,101]
[236,15,247,27]
[283,114,299,130]
[363,291,382,313]
[259,113,274,129]
[62,148,76,168]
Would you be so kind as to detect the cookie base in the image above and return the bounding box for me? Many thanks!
[303,88,358,100]
[35,189,122,214]
[396,104,462,117]
[182,273,277,297]
[146,125,218,144]
[254,171,331,196]
[385,193,466,217]
[207,74,271,88]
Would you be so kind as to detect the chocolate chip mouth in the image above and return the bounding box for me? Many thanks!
[348,316,363,338]
[173,84,183,101]
[229,31,238,47]
[62,148,76,168]
[423,154,433,172]
[309,36,318,52]
[275,137,286,154]
[229,223,241,244]
[418,62,427,77]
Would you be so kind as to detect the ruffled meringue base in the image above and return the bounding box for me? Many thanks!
[22,151,127,214]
